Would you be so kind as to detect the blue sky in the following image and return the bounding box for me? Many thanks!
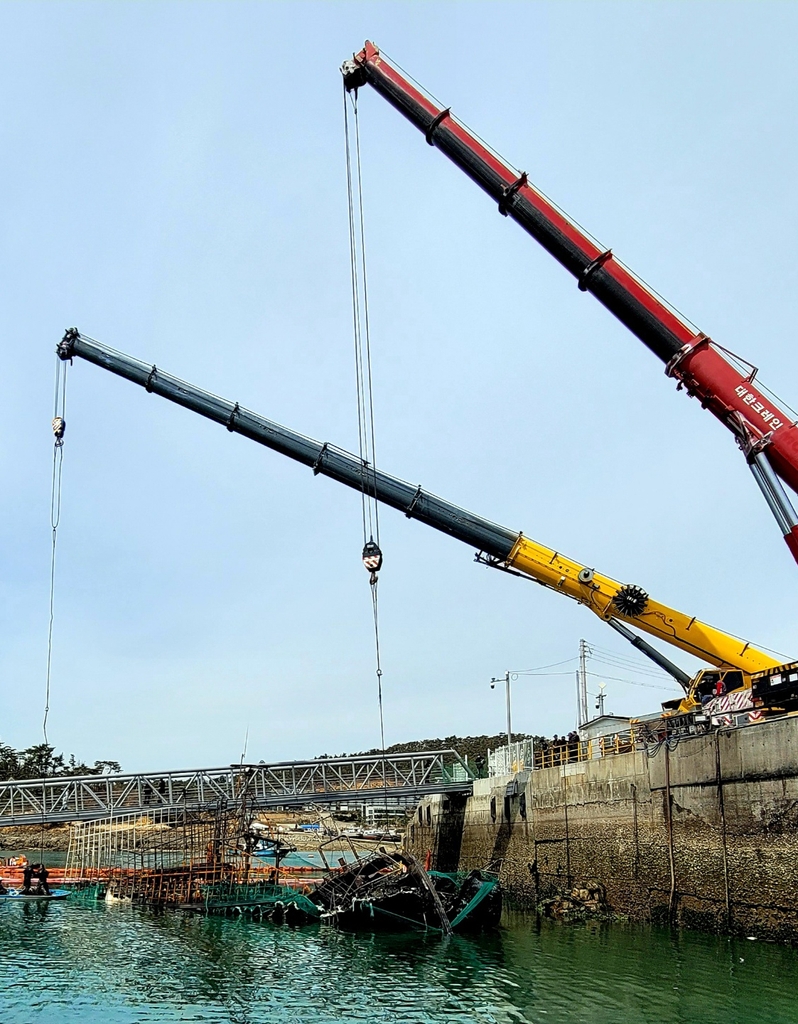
[3,1,798,771]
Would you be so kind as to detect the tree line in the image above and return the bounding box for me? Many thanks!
[0,742,121,781]
[353,733,537,765]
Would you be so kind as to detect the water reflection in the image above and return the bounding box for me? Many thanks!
[1,901,797,1023]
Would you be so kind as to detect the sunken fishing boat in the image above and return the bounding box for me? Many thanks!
[312,849,501,934]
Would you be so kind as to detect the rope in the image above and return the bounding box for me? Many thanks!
[344,84,390,823]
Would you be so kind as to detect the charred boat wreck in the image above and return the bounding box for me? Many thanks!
[312,850,501,933]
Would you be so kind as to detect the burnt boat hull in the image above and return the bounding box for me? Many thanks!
[313,850,501,933]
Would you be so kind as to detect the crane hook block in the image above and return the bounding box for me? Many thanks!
[341,58,367,91]
[52,417,66,444]
[57,328,79,361]
[362,540,383,575]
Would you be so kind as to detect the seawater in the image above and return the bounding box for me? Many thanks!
[1,903,797,1024]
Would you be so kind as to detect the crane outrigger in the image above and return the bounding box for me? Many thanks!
[57,329,792,715]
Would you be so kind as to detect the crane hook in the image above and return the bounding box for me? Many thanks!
[52,417,66,448]
[362,539,383,585]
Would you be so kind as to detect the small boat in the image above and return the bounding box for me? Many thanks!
[252,838,296,861]
[0,889,70,902]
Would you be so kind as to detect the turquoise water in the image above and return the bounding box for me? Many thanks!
[1,903,797,1023]
[1,849,68,867]
[255,848,360,868]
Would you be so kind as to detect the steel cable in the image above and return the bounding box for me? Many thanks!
[45,357,68,746]
[345,84,389,820]
[41,355,68,863]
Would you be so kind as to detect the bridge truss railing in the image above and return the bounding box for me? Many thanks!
[0,750,475,826]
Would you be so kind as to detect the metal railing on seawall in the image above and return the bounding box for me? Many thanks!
[488,736,639,775]
[487,709,798,776]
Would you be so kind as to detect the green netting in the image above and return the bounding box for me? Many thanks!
[65,882,105,904]
[199,881,320,919]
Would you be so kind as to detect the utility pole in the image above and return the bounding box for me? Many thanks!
[490,671,513,751]
[575,669,582,730]
[504,671,512,751]
[578,639,589,727]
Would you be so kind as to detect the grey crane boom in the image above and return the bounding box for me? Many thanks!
[57,329,518,561]
[56,329,709,690]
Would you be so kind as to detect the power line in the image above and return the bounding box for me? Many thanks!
[512,656,579,675]
[585,670,678,692]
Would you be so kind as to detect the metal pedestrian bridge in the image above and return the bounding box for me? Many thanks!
[0,750,475,826]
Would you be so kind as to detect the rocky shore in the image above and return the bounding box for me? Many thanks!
[0,818,401,857]
[0,824,71,852]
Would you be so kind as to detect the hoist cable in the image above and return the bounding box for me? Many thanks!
[371,581,388,803]
[41,356,68,862]
[344,88,380,546]
[345,84,389,817]
[352,98,380,544]
[45,358,68,747]
[344,92,370,542]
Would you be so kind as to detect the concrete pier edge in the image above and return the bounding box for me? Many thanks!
[406,716,798,943]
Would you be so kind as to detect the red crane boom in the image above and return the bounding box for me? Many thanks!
[342,42,798,564]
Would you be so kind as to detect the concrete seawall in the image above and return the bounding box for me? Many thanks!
[407,716,798,941]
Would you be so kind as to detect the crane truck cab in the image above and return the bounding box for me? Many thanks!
[661,665,797,721]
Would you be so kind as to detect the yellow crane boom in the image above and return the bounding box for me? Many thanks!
[505,536,778,676]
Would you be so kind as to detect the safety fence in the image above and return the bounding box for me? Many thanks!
[488,733,636,776]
